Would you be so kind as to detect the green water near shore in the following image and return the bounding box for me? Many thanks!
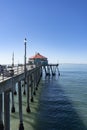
[10,81,42,130]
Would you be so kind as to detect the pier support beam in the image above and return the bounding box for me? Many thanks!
[26,77,31,113]
[31,75,34,102]
[11,79,15,113]
[36,71,38,90]
[33,73,36,95]
[36,69,40,89]
[23,79,26,95]
[4,92,10,130]
[18,81,24,130]
[11,90,15,113]
[36,67,41,87]
[23,82,26,95]
[14,84,17,95]
[0,94,4,130]
[56,64,60,76]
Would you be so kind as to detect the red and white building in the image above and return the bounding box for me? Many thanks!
[28,53,48,65]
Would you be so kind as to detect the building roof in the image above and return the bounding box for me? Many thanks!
[29,53,47,60]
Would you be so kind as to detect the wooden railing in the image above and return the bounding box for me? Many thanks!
[0,64,36,82]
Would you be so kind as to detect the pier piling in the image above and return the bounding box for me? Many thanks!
[26,76,31,113]
[11,78,15,112]
[11,90,15,113]
[0,94,4,130]
[4,92,10,130]
[18,81,24,130]
[31,75,34,102]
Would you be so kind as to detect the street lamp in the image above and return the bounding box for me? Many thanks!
[24,38,27,75]
[24,38,27,95]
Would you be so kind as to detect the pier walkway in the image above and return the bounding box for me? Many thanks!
[0,64,59,130]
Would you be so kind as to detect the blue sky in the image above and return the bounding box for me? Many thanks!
[0,0,87,64]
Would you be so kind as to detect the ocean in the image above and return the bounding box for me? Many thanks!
[35,64,87,130]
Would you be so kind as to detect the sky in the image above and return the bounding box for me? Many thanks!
[0,0,87,64]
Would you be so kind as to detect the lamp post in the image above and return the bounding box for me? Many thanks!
[12,52,14,68]
[24,38,27,75]
[23,38,27,95]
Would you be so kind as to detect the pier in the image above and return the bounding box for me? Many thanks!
[0,64,60,130]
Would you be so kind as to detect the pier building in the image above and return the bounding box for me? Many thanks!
[28,53,48,66]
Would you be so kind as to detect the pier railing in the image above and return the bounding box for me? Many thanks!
[0,64,36,82]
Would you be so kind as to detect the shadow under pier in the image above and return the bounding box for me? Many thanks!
[36,76,87,130]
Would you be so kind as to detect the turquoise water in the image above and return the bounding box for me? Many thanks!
[36,64,87,130]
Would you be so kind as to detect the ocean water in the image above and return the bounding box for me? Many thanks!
[36,64,87,130]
